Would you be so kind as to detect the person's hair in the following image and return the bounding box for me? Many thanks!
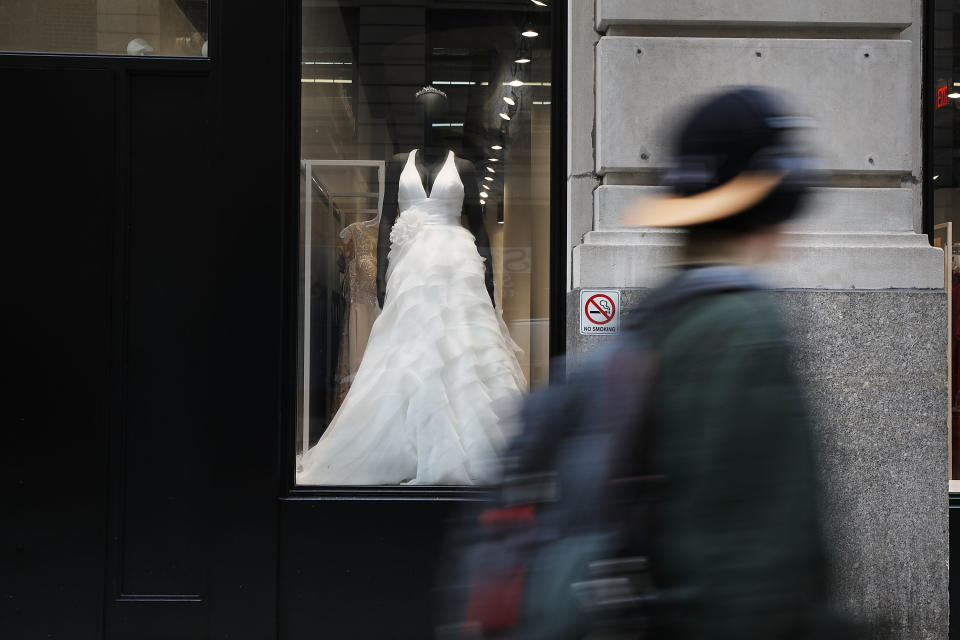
[682,224,773,264]
[691,187,806,234]
[680,189,806,263]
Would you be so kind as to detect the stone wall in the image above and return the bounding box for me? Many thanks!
[567,287,948,638]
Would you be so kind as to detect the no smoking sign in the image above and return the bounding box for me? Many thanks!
[579,290,620,335]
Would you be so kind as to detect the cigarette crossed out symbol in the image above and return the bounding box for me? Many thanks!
[584,293,615,325]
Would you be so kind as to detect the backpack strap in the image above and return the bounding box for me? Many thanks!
[604,267,764,539]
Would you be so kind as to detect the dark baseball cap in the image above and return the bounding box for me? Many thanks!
[626,86,817,229]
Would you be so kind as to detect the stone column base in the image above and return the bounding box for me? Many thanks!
[566,287,948,639]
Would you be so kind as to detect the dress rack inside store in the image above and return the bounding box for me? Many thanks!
[299,160,385,460]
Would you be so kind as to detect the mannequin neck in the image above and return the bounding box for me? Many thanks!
[420,118,447,164]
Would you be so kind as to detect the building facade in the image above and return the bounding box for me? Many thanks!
[567,2,948,639]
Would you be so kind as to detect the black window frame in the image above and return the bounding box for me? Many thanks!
[924,0,934,240]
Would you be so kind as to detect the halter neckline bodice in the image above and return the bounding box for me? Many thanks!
[398,149,464,224]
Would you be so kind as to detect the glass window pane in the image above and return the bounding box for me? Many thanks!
[0,0,209,57]
[933,3,960,484]
[296,1,553,486]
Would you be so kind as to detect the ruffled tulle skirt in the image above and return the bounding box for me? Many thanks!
[297,209,527,485]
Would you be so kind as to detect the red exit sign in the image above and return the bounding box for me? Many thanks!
[938,86,950,108]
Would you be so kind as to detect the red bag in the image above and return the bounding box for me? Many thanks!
[463,506,535,636]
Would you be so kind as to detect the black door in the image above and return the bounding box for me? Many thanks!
[4,2,284,637]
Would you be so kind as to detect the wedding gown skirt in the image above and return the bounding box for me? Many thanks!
[298,150,526,485]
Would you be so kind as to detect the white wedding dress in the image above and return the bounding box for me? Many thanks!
[298,149,527,485]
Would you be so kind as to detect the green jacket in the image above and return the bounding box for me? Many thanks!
[647,274,849,639]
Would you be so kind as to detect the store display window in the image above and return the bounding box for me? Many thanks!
[295,1,554,486]
[0,0,209,57]
[932,0,960,485]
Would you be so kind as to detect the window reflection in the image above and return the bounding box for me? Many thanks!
[933,0,960,483]
[0,0,208,57]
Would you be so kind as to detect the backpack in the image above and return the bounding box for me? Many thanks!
[436,268,762,640]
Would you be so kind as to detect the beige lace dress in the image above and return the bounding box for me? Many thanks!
[333,221,380,410]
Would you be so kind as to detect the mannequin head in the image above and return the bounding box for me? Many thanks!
[416,86,448,155]
[416,86,448,124]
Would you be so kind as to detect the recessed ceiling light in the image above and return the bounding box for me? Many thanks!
[480,191,489,198]
[522,29,539,38]
[515,57,531,64]
[489,158,499,162]
[503,96,516,106]
[499,112,511,120]
[934,175,941,180]
[497,220,504,224]
[949,92,960,99]
[509,79,524,87]
[491,145,503,150]
[531,0,547,6]
[486,166,496,173]
[480,199,486,205]
[484,176,494,181]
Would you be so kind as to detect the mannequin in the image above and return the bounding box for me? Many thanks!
[332,165,382,407]
[377,87,495,308]
[297,85,525,485]
[332,221,379,410]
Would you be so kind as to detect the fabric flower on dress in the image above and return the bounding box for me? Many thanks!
[390,208,427,248]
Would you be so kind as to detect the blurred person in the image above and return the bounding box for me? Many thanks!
[614,86,853,639]
[437,87,853,640]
